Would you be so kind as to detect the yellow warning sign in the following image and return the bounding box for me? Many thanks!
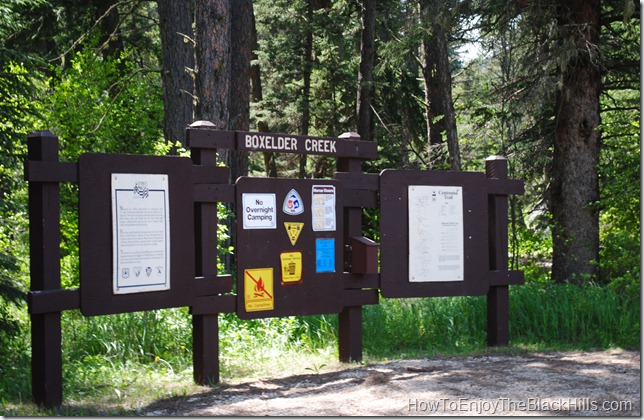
[244,268,274,312]
[284,222,304,246]
[280,251,302,283]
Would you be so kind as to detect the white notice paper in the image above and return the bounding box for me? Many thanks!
[112,173,170,294]
[242,193,277,229]
[408,185,464,282]
[311,185,336,231]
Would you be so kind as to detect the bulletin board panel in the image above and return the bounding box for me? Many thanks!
[379,169,489,298]
[78,153,196,316]
[235,177,344,319]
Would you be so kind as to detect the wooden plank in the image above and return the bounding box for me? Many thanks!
[343,273,380,289]
[192,314,220,385]
[337,148,366,363]
[340,139,378,159]
[28,130,63,408]
[489,270,524,286]
[192,275,233,297]
[28,289,80,314]
[339,306,362,362]
[342,289,379,307]
[487,286,509,346]
[487,178,525,195]
[190,294,237,315]
[343,189,377,208]
[193,184,235,203]
[187,127,235,149]
[236,130,378,158]
[24,161,78,183]
[486,156,511,347]
[192,165,230,184]
[189,125,225,386]
[334,172,380,190]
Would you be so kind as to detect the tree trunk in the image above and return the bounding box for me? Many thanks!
[95,0,124,61]
[419,0,461,171]
[299,0,315,179]
[157,0,195,150]
[226,0,253,180]
[298,0,331,178]
[194,0,231,129]
[249,10,278,177]
[551,0,601,284]
[356,0,376,141]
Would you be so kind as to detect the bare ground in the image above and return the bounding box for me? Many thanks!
[139,349,640,416]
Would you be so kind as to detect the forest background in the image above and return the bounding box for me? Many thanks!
[0,0,640,414]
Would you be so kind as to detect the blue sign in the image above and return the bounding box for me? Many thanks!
[315,238,335,273]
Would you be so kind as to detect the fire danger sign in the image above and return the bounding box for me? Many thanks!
[244,268,274,312]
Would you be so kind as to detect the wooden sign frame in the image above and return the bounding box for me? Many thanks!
[78,153,196,316]
[380,169,489,298]
[235,177,344,319]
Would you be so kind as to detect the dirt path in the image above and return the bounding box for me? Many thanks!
[139,349,640,416]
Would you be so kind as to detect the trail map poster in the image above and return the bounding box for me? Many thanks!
[408,185,464,282]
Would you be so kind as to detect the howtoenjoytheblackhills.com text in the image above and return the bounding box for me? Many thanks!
[408,397,634,415]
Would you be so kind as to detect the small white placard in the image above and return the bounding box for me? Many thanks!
[112,173,170,294]
[311,185,336,231]
[408,185,464,282]
[242,193,277,229]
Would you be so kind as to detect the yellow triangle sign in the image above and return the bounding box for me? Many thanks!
[284,222,304,246]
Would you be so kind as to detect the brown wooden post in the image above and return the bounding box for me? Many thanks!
[27,131,63,408]
[188,121,221,385]
[486,156,510,346]
[337,132,364,362]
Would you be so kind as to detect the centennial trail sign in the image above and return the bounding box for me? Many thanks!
[25,121,524,408]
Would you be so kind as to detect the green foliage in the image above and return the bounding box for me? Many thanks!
[0,61,41,349]
[62,308,193,369]
[597,92,640,285]
[363,296,487,357]
[39,42,167,287]
[218,313,332,378]
[252,0,360,176]
[510,282,640,350]
[0,252,26,340]
[362,279,640,359]
[45,43,164,160]
[0,4,44,385]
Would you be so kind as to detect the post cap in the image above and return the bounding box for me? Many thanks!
[28,130,57,139]
[485,155,507,161]
[189,120,217,129]
[338,132,361,140]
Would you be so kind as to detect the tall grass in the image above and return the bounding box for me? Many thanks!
[363,295,487,358]
[363,282,639,358]
[509,282,640,349]
[1,280,639,414]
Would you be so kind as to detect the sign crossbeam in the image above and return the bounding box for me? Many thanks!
[186,128,378,158]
